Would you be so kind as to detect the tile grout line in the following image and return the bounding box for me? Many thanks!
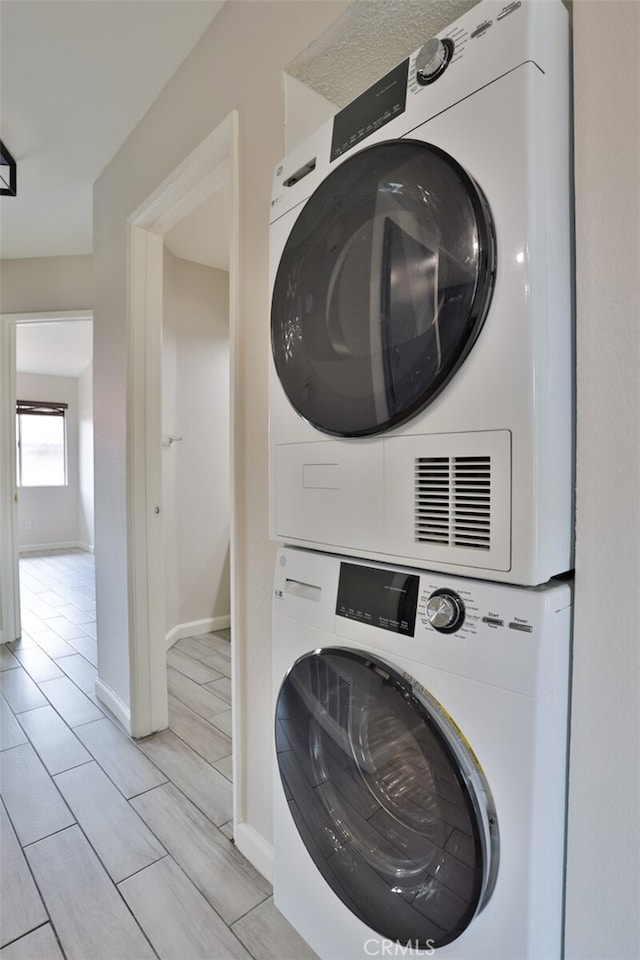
[1,791,72,960]
[0,921,65,958]
[3,550,277,960]
[19,792,165,960]
[150,720,232,780]
[12,708,96,778]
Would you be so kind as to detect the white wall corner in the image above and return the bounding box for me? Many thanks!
[165,615,231,650]
[94,678,132,735]
[283,73,338,154]
[233,820,274,885]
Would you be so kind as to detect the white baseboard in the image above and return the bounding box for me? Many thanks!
[165,615,231,650]
[95,678,131,734]
[233,821,274,884]
[19,540,94,554]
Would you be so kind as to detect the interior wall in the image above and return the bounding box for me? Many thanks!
[93,0,350,844]
[162,274,179,637]
[283,74,338,153]
[16,372,80,549]
[77,362,94,551]
[565,3,640,958]
[0,256,93,314]
[162,248,230,640]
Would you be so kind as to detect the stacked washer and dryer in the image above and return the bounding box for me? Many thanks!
[269,1,574,957]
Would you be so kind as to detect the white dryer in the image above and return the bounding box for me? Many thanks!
[273,545,573,959]
[269,0,573,586]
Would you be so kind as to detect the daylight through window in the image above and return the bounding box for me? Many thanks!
[16,400,68,487]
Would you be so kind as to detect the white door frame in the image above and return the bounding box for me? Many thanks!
[126,111,239,739]
[0,310,92,644]
[0,318,19,644]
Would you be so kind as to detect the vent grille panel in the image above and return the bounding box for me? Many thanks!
[415,456,491,550]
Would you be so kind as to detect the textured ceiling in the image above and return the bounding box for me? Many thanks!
[287,0,481,108]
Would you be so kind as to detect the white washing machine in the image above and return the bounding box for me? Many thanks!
[269,0,573,586]
[273,545,572,959]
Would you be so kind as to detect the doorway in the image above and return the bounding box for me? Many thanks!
[14,316,96,674]
[160,193,233,772]
[162,191,231,649]
[126,113,238,755]
[0,313,94,647]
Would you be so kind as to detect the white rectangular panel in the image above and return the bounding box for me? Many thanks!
[274,440,384,553]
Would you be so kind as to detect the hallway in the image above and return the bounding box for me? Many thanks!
[0,550,314,960]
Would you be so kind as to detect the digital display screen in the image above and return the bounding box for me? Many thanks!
[336,562,418,636]
[330,59,409,161]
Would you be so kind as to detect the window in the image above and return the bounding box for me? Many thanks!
[16,400,68,487]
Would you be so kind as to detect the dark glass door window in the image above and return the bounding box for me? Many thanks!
[275,648,498,949]
[271,141,496,437]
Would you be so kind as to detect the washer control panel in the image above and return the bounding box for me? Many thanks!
[334,560,541,640]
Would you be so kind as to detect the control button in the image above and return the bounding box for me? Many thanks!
[416,37,454,85]
[482,616,504,627]
[426,589,465,633]
[497,1,521,21]
[508,621,533,633]
[470,20,493,38]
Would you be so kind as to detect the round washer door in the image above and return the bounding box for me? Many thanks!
[271,140,496,438]
[275,647,499,950]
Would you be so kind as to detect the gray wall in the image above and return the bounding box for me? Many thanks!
[77,362,94,551]
[0,256,92,314]
[162,249,230,640]
[565,3,640,958]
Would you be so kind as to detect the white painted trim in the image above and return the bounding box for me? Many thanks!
[0,321,19,644]
[129,120,233,235]
[126,226,168,738]
[2,310,92,324]
[126,112,238,743]
[233,821,274,884]
[226,114,243,839]
[95,678,132,734]
[165,615,231,650]
[19,541,94,554]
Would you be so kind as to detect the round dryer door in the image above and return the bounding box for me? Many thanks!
[271,140,496,437]
[275,647,499,950]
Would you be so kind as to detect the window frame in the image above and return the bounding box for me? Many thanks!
[16,399,69,488]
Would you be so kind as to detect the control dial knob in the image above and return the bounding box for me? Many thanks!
[426,589,465,633]
[416,37,454,86]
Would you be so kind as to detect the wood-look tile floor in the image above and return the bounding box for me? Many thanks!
[0,549,316,960]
